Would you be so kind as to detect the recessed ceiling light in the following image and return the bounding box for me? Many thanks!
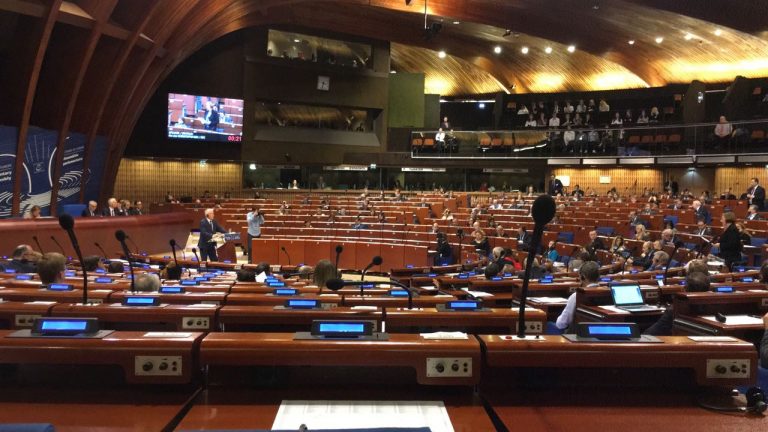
[521,46,529,54]
[714,29,723,36]
[544,46,553,54]
[684,33,693,40]
[293,39,301,43]
[567,45,576,53]
[438,50,447,58]
[452,21,460,25]
[493,46,502,54]
[390,70,397,74]
[655,36,664,44]
[628,40,635,45]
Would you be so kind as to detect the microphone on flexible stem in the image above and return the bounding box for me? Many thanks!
[327,276,415,310]
[58,214,88,305]
[663,242,682,285]
[126,235,140,255]
[169,239,179,267]
[115,230,136,293]
[32,235,44,254]
[517,195,556,339]
[50,235,65,255]
[360,255,383,299]
[334,245,343,277]
[281,246,291,265]
[456,228,465,263]
[94,242,108,261]
[191,247,200,268]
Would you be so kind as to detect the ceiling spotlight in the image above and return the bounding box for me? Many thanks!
[521,46,529,54]
[438,50,447,58]
[567,45,576,53]
[493,46,502,54]
[628,39,635,45]
[390,70,397,74]
[293,38,301,43]
[452,20,460,25]
[544,46,553,54]
[714,28,723,36]
[503,29,512,37]
[684,33,693,40]
[655,36,664,44]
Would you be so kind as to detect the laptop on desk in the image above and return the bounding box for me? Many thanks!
[610,284,662,313]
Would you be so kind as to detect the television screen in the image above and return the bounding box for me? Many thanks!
[167,93,243,142]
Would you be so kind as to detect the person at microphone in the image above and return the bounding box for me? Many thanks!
[471,229,490,257]
[434,232,453,266]
[585,230,605,261]
[246,207,265,263]
[747,177,765,211]
[36,252,66,285]
[197,208,228,262]
[553,261,600,332]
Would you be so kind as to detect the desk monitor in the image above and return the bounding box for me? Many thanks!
[575,322,639,340]
[310,320,373,338]
[443,300,481,311]
[741,277,754,282]
[47,283,74,291]
[273,288,298,296]
[714,286,734,293]
[388,289,410,297]
[14,274,32,280]
[4,269,16,274]
[194,276,210,282]
[32,318,99,336]
[122,296,161,306]
[268,281,287,288]
[457,274,469,279]
[94,277,113,283]
[600,277,612,282]
[160,286,185,294]
[64,270,76,277]
[285,299,320,309]
[181,280,199,286]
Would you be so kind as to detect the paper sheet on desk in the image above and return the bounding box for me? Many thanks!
[599,305,631,314]
[464,290,494,298]
[420,331,468,340]
[701,315,764,325]
[529,297,568,304]
[272,400,454,432]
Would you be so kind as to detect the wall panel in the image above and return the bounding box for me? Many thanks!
[113,158,242,204]
[551,168,663,195]
[714,167,768,198]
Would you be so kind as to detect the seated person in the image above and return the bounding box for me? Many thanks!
[106,261,125,274]
[160,262,183,280]
[313,259,337,293]
[762,313,768,369]
[6,244,38,273]
[236,269,256,282]
[554,261,600,332]
[645,271,710,336]
[585,230,606,260]
[37,252,67,285]
[81,255,104,272]
[471,230,490,257]
[627,241,656,270]
[649,250,670,271]
[134,274,160,292]
[484,262,501,280]
[351,215,369,230]
[434,232,453,265]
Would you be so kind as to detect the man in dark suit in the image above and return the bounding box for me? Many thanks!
[81,201,98,217]
[746,204,763,221]
[128,201,143,216]
[645,271,710,336]
[748,177,765,211]
[548,175,563,196]
[198,208,228,262]
[714,211,743,270]
[585,230,606,261]
[101,198,124,217]
[6,245,37,273]
[517,227,531,252]
[628,211,643,227]
[691,200,711,225]
[693,219,712,237]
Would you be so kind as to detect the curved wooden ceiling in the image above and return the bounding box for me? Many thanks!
[0,0,766,212]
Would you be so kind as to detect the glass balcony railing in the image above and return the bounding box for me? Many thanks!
[410,119,768,159]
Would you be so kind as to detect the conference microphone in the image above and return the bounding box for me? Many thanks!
[32,235,44,254]
[50,235,65,255]
[517,194,556,339]
[663,242,682,285]
[115,230,136,293]
[94,242,108,261]
[169,239,179,267]
[126,235,140,255]
[334,245,343,277]
[58,214,88,305]
[281,246,291,265]
[191,247,201,267]
[361,255,383,281]
[326,277,415,309]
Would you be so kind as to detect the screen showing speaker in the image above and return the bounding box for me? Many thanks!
[167,93,243,142]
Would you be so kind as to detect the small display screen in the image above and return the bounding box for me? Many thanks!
[15,274,32,280]
[737,267,746,272]
[274,288,297,296]
[95,277,113,283]
[160,286,184,293]
[588,325,632,336]
[48,283,74,291]
[655,275,664,280]
[427,273,437,277]
[65,270,76,277]
[194,276,209,282]
[447,301,480,310]
[268,282,286,287]
[4,269,16,274]
[741,277,754,282]
[41,320,88,331]
[491,276,503,281]
[600,277,611,282]
[715,286,734,293]
[457,274,469,279]
[360,283,374,289]
[318,322,365,334]
[124,297,159,306]
[286,299,319,308]
[406,265,414,268]
[95,268,107,274]
[181,280,199,286]
[389,289,409,297]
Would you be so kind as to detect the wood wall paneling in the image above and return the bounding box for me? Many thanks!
[714,167,768,198]
[551,168,663,195]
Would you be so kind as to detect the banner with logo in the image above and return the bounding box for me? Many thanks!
[0,126,18,218]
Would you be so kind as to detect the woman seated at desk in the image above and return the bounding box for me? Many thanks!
[471,230,490,258]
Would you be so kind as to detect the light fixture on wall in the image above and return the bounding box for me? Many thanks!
[199,160,207,167]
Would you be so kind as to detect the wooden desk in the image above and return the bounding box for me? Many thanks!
[385,307,546,335]
[200,332,481,386]
[109,290,227,306]
[0,330,204,384]
[672,291,768,342]
[50,303,218,331]
[0,300,56,329]
[218,305,383,332]
[479,335,756,387]
[0,287,112,304]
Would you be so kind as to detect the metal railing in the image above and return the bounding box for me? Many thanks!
[410,119,768,159]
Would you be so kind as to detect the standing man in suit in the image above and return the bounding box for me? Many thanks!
[198,208,228,262]
[101,198,124,217]
[548,174,563,196]
[748,177,765,211]
[691,200,711,225]
[81,201,98,217]
[713,211,742,270]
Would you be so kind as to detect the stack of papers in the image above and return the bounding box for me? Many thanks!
[420,331,468,340]
[464,290,494,298]
[701,315,763,325]
[529,297,568,303]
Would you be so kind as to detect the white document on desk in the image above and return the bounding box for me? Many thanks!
[598,305,631,314]
[701,315,764,325]
[272,400,454,432]
[529,297,568,304]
